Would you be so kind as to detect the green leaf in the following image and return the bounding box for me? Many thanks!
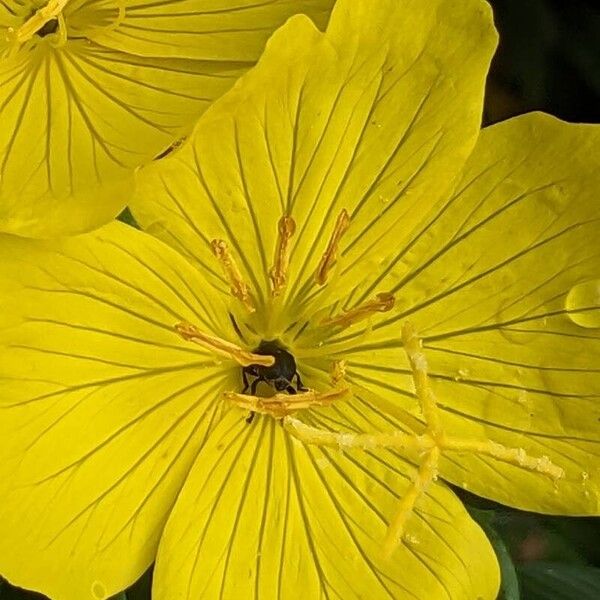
[518,562,600,600]
[123,567,153,600]
[469,508,520,600]
[0,577,46,599]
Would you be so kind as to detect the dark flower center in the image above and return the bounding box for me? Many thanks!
[36,17,59,37]
[242,340,305,394]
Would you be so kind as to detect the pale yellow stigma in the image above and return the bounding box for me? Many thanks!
[401,322,442,437]
[269,215,296,297]
[382,447,439,558]
[211,239,255,312]
[175,322,273,367]
[315,209,350,285]
[9,0,69,44]
[282,321,565,558]
[321,292,395,328]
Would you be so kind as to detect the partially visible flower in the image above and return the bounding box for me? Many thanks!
[0,0,334,237]
[1,1,599,599]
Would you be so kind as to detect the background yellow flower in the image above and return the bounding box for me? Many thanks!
[0,0,334,238]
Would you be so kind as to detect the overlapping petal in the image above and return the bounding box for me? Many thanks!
[131,0,498,317]
[0,224,239,599]
[334,113,600,514]
[154,406,499,600]
[0,0,334,237]
[68,0,334,60]
[0,40,241,237]
[0,29,237,239]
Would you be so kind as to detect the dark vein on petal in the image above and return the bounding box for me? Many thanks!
[192,140,265,301]
[285,433,332,599]
[304,447,401,599]
[41,376,224,547]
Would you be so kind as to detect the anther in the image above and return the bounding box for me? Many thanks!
[226,387,350,419]
[330,360,347,386]
[315,209,350,285]
[320,292,395,328]
[175,322,273,367]
[211,239,255,312]
[269,215,296,297]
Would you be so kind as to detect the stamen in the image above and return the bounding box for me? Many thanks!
[13,0,70,43]
[315,209,350,285]
[211,239,255,312]
[382,447,440,558]
[226,387,350,419]
[269,215,296,297]
[321,292,395,328]
[175,322,273,367]
[330,359,347,386]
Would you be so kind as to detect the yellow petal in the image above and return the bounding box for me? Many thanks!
[68,0,335,60]
[0,39,244,237]
[131,0,497,316]
[0,223,238,599]
[153,407,499,600]
[336,113,600,515]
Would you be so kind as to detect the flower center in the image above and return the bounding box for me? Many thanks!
[37,17,59,37]
[10,0,70,44]
[173,213,567,558]
[173,209,399,422]
[242,340,305,396]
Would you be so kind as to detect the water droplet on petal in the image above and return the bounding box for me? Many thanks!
[454,369,470,381]
[565,280,600,328]
[539,184,568,216]
[92,582,106,600]
[517,390,529,406]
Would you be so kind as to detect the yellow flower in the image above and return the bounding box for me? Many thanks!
[1,0,599,599]
[0,0,334,237]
